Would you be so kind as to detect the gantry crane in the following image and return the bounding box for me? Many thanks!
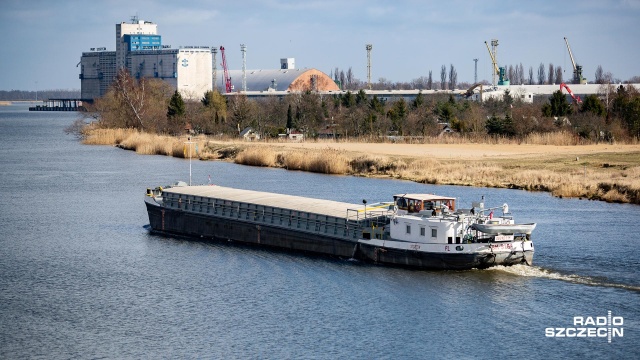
[484,40,509,86]
[564,37,587,84]
[220,46,233,93]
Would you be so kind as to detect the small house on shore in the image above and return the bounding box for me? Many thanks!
[239,127,260,141]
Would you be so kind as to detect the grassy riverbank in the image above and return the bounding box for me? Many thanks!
[83,128,640,204]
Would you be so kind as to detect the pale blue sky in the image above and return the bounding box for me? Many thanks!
[1,0,639,91]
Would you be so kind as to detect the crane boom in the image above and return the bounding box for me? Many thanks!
[564,37,578,72]
[560,82,582,104]
[564,37,586,84]
[220,46,232,93]
[484,41,500,74]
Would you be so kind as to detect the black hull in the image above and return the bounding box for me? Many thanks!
[357,242,534,270]
[146,201,358,258]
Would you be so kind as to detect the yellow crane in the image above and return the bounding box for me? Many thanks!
[484,40,509,86]
[564,37,587,84]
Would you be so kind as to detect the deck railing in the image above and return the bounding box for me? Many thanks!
[162,193,392,241]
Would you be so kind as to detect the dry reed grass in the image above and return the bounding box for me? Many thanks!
[83,128,211,159]
[235,147,277,167]
[81,128,640,204]
[82,128,138,145]
[275,148,349,174]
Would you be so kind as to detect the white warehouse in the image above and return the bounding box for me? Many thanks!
[80,18,211,101]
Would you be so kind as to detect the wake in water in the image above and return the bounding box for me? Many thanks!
[486,264,640,292]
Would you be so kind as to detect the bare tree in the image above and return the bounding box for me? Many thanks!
[346,67,354,89]
[440,65,446,89]
[603,71,614,84]
[508,65,515,84]
[93,69,172,132]
[537,63,546,85]
[595,65,604,84]
[449,64,458,90]
[548,63,555,84]
[339,70,346,90]
[555,66,563,84]
[518,63,525,85]
[112,68,148,130]
[528,66,534,85]
[427,70,433,90]
[411,76,429,90]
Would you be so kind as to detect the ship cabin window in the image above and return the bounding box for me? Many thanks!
[431,228,438,238]
[406,225,411,234]
[420,227,425,236]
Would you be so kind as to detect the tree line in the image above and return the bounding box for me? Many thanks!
[0,89,80,101]
[332,64,638,91]
[85,69,640,142]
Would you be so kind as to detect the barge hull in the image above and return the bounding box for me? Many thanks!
[357,243,534,270]
[146,201,358,258]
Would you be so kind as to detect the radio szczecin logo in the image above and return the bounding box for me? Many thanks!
[546,311,624,343]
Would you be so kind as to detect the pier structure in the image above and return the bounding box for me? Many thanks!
[29,98,87,111]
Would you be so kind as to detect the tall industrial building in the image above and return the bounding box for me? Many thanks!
[80,18,211,101]
[115,18,159,70]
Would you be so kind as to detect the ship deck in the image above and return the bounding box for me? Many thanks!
[165,185,390,220]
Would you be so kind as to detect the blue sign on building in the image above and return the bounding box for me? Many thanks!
[124,35,162,51]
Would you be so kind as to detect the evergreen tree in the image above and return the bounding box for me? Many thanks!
[503,89,513,107]
[286,104,294,129]
[580,94,605,117]
[389,98,407,134]
[355,89,367,106]
[611,86,640,138]
[369,95,384,114]
[201,90,214,107]
[485,114,503,135]
[167,90,185,119]
[542,90,572,117]
[412,91,424,109]
[502,113,515,136]
[341,91,355,108]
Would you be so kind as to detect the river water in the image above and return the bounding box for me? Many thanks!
[0,105,638,359]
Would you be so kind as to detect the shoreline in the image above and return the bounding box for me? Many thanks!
[82,128,640,205]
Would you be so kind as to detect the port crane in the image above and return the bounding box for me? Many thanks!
[560,82,582,104]
[220,46,233,93]
[564,37,587,84]
[463,83,484,101]
[484,40,509,86]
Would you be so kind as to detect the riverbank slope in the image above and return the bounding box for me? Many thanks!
[83,128,640,204]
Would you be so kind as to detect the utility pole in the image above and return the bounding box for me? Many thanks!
[366,44,373,90]
[185,137,195,186]
[240,44,247,92]
[473,58,478,84]
[212,47,218,91]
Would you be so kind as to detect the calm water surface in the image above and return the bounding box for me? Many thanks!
[0,105,638,359]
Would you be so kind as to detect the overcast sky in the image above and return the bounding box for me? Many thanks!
[1,0,639,91]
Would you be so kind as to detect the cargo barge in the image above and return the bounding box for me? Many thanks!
[145,183,535,270]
